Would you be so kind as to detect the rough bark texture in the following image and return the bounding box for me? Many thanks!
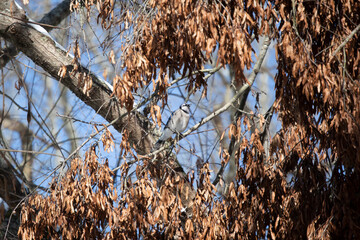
[0,0,72,67]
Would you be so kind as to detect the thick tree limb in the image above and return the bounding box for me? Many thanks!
[0,0,72,68]
[0,22,154,155]
[0,0,197,221]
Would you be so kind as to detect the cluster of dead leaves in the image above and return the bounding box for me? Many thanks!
[18,148,243,239]
[72,0,273,110]
[18,147,117,239]
[18,0,360,239]
[274,0,360,238]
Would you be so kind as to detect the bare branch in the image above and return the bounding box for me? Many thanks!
[332,24,360,57]
[182,36,271,140]
[1,19,154,156]
[212,36,272,186]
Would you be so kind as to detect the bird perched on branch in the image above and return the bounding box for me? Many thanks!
[153,103,190,150]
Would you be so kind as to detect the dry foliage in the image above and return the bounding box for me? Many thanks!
[14,0,360,239]
[72,0,272,109]
[274,0,360,238]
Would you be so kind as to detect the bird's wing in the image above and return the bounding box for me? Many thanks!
[157,110,176,142]
[164,109,179,130]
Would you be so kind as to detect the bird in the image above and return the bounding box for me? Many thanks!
[153,103,190,150]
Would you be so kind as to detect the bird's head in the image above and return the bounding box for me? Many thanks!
[180,103,190,113]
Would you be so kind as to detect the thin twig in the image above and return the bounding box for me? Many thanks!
[332,24,360,57]
[0,148,62,157]
[211,35,272,186]
[141,36,271,162]
[181,36,271,140]
[0,11,67,29]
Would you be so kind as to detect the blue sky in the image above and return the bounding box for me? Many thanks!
[2,0,281,194]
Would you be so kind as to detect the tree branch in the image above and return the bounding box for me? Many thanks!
[212,36,272,186]
[0,0,72,68]
[331,24,360,57]
[0,0,197,219]
[1,21,154,155]
[181,36,271,141]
